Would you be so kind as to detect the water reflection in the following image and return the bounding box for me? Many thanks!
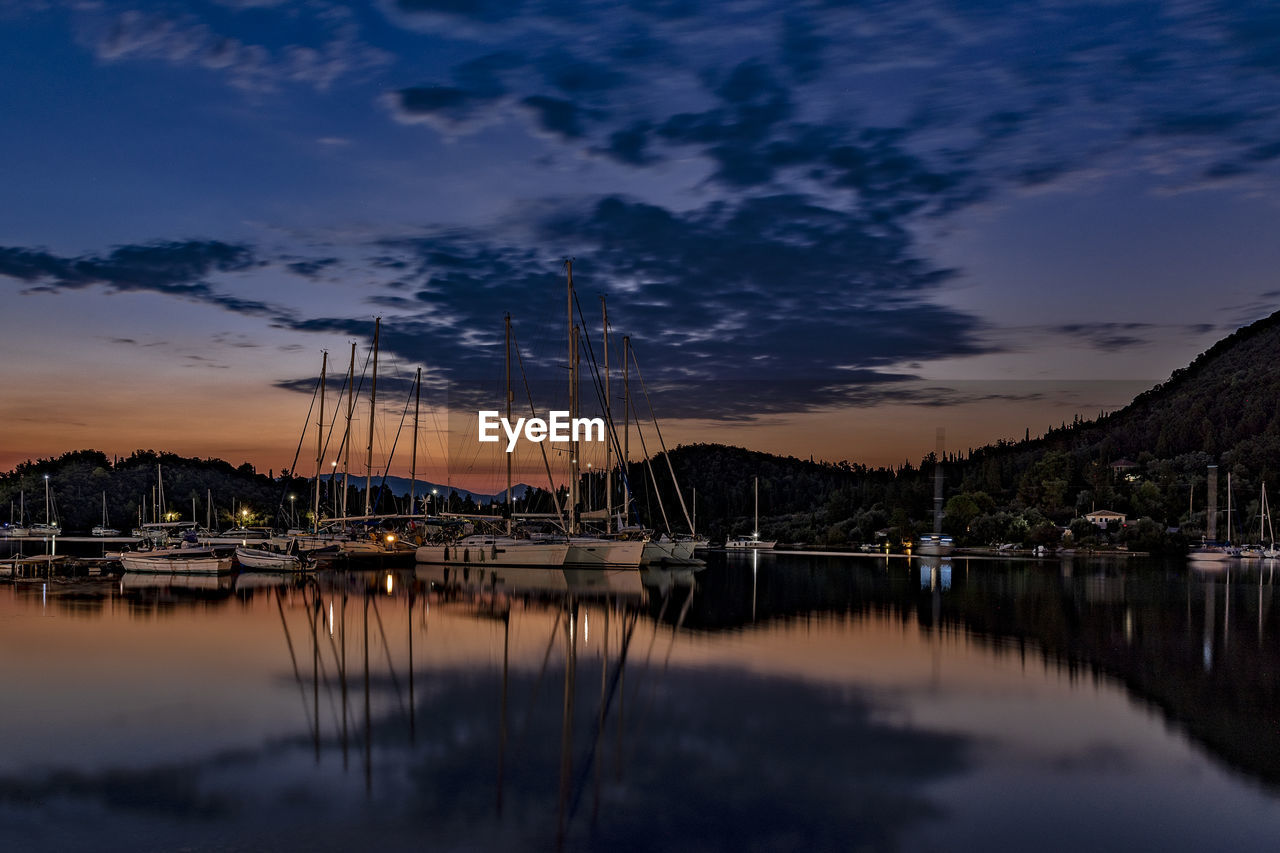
[1,555,1279,851]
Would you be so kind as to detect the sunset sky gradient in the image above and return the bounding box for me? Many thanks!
[3,1,1279,488]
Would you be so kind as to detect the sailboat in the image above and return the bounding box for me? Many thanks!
[1261,485,1278,559]
[92,491,120,537]
[29,475,61,536]
[560,261,644,569]
[1,491,29,537]
[416,315,571,569]
[1188,464,1233,564]
[726,477,776,549]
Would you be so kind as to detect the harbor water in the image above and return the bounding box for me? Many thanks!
[1,550,1278,851]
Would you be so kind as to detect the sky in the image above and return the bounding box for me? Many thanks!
[2,0,1279,488]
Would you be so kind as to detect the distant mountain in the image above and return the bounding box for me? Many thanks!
[318,472,534,504]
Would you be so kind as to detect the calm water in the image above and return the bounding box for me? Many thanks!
[1,550,1278,852]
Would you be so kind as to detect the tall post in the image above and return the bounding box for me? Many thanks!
[933,426,945,538]
[602,296,612,533]
[410,366,422,517]
[566,261,579,534]
[505,314,514,536]
[1207,465,1219,542]
[344,342,355,519]
[315,350,328,531]
[365,318,381,517]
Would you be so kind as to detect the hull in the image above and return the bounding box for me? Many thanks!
[1187,547,1234,563]
[91,527,120,537]
[415,537,570,567]
[121,551,232,574]
[726,538,776,550]
[0,526,29,537]
[641,539,700,564]
[235,547,306,571]
[566,538,644,568]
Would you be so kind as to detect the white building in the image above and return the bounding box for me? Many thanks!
[1084,509,1126,528]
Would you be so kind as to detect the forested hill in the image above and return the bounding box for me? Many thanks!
[1037,307,1280,466]
[635,310,1280,547]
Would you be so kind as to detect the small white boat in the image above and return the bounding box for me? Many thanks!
[120,547,231,574]
[92,492,119,536]
[1187,544,1234,564]
[726,536,777,550]
[29,523,61,536]
[234,546,308,571]
[915,534,954,556]
[726,477,775,549]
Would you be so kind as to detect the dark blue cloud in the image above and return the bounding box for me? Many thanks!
[263,193,992,418]
[0,241,278,316]
[519,95,596,140]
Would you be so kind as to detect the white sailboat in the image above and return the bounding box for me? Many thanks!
[561,262,643,569]
[92,491,120,537]
[417,315,578,569]
[1,491,29,537]
[726,477,776,549]
[29,475,61,536]
[1262,485,1279,559]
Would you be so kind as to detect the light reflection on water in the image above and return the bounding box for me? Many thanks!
[0,553,1278,851]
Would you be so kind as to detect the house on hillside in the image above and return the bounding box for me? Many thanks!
[1084,509,1127,528]
[1110,459,1139,481]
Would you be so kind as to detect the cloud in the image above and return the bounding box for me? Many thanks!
[85,8,391,93]
[285,257,339,278]
[0,240,284,318]
[258,193,993,420]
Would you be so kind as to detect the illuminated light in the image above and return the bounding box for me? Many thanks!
[329,601,334,637]
[585,613,589,643]
[385,533,396,543]
[385,573,394,595]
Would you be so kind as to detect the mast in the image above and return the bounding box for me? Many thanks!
[44,475,50,525]
[157,463,164,521]
[505,314,513,536]
[411,366,422,519]
[566,261,579,534]
[602,296,612,533]
[315,350,328,531]
[693,488,697,537]
[623,335,630,527]
[754,476,759,539]
[1228,471,1233,545]
[343,341,355,519]
[207,488,212,530]
[364,318,381,517]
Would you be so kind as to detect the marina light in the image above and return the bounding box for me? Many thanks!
[385,533,396,544]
